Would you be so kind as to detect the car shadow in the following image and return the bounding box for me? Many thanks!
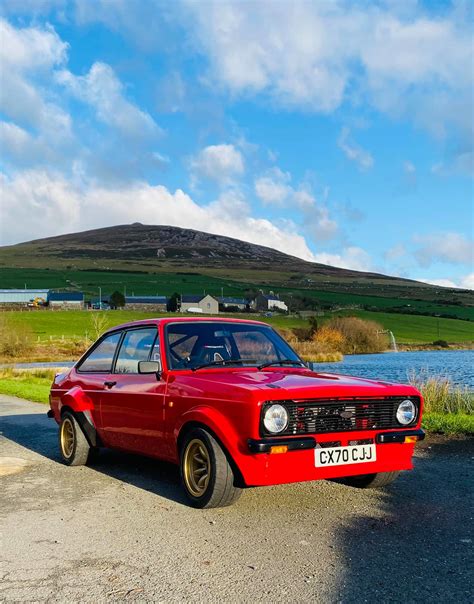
[0,412,187,505]
[329,435,474,602]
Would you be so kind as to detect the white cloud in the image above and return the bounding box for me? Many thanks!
[0,18,72,139]
[432,151,474,177]
[313,246,373,272]
[385,243,406,262]
[460,273,474,290]
[414,232,474,267]
[254,167,291,205]
[185,1,472,139]
[254,168,338,241]
[338,128,374,170]
[0,17,67,70]
[0,170,317,262]
[189,144,244,186]
[57,62,161,141]
[418,278,458,288]
[418,273,474,290]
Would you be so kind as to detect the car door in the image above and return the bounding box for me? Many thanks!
[73,330,123,432]
[99,326,167,457]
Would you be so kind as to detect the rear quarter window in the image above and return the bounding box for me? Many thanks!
[77,332,122,373]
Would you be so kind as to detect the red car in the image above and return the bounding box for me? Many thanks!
[48,317,424,508]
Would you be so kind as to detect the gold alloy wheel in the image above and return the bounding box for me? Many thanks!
[60,417,75,459]
[183,438,211,497]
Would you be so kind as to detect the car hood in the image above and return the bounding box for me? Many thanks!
[180,368,419,400]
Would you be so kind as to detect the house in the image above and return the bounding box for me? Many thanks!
[253,293,288,312]
[49,291,84,309]
[217,297,249,311]
[125,296,168,311]
[0,289,49,307]
[180,294,219,314]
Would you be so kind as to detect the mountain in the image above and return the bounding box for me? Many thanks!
[0,223,471,305]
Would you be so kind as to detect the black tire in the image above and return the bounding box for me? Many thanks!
[180,428,242,508]
[341,471,401,489]
[59,411,93,466]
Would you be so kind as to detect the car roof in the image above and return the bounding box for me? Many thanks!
[103,316,269,334]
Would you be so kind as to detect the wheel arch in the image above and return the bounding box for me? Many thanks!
[59,406,101,448]
[177,420,246,488]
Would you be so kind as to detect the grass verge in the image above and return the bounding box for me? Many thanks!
[422,412,474,435]
[0,369,58,404]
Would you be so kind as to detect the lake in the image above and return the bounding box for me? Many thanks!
[5,350,474,389]
[312,350,473,389]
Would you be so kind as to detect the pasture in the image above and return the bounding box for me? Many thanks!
[3,308,473,344]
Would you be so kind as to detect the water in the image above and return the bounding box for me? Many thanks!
[3,351,473,389]
[0,361,75,369]
[312,350,473,389]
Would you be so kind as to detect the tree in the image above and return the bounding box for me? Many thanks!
[110,290,125,309]
[167,292,180,312]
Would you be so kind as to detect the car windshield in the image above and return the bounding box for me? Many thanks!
[165,322,302,370]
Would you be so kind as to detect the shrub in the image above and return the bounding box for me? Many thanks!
[326,317,388,354]
[90,312,110,340]
[432,339,449,348]
[409,369,473,415]
[312,325,345,353]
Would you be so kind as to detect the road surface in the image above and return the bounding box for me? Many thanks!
[1,396,473,602]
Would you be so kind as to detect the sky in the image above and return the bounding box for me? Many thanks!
[0,0,473,289]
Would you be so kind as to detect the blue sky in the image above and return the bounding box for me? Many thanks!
[0,0,472,288]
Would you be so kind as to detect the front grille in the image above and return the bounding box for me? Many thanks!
[261,397,419,436]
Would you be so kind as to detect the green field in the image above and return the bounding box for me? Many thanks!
[331,310,474,344]
[1,267,472,321]
[4,308,474,344]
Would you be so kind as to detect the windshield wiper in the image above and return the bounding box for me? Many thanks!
[258,359,306,370]
[192,358,258,371]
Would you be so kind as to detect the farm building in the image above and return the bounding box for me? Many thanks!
[125,296,168,311]
[180,294,219,314]
[0,289,49,307]
[49,292,84,309]
[253,293,288,312]
[217,297,249,311]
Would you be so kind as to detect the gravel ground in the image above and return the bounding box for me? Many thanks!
[1,395,473,603]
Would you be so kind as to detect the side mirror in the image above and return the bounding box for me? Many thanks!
[138,360,161,377]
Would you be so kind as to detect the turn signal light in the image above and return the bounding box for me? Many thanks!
[404,436,418,443]
[270,445,288,454]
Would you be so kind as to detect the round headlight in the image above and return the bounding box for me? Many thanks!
[397,399,416,425]
[263,404,288,434]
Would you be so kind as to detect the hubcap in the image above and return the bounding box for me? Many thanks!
[183,438,210,497]
[60,418,75,459]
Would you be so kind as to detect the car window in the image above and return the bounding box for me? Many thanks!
[114,327,158,374]
[78,332,122,373]
[165,322,300,370]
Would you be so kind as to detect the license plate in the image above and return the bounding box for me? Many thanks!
[315,444,376,467]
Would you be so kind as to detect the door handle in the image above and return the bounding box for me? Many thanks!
[104,381,117,388]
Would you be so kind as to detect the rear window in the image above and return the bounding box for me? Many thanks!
[78,332,122,373]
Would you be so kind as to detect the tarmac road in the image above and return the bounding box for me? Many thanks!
[1,395,473,603]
